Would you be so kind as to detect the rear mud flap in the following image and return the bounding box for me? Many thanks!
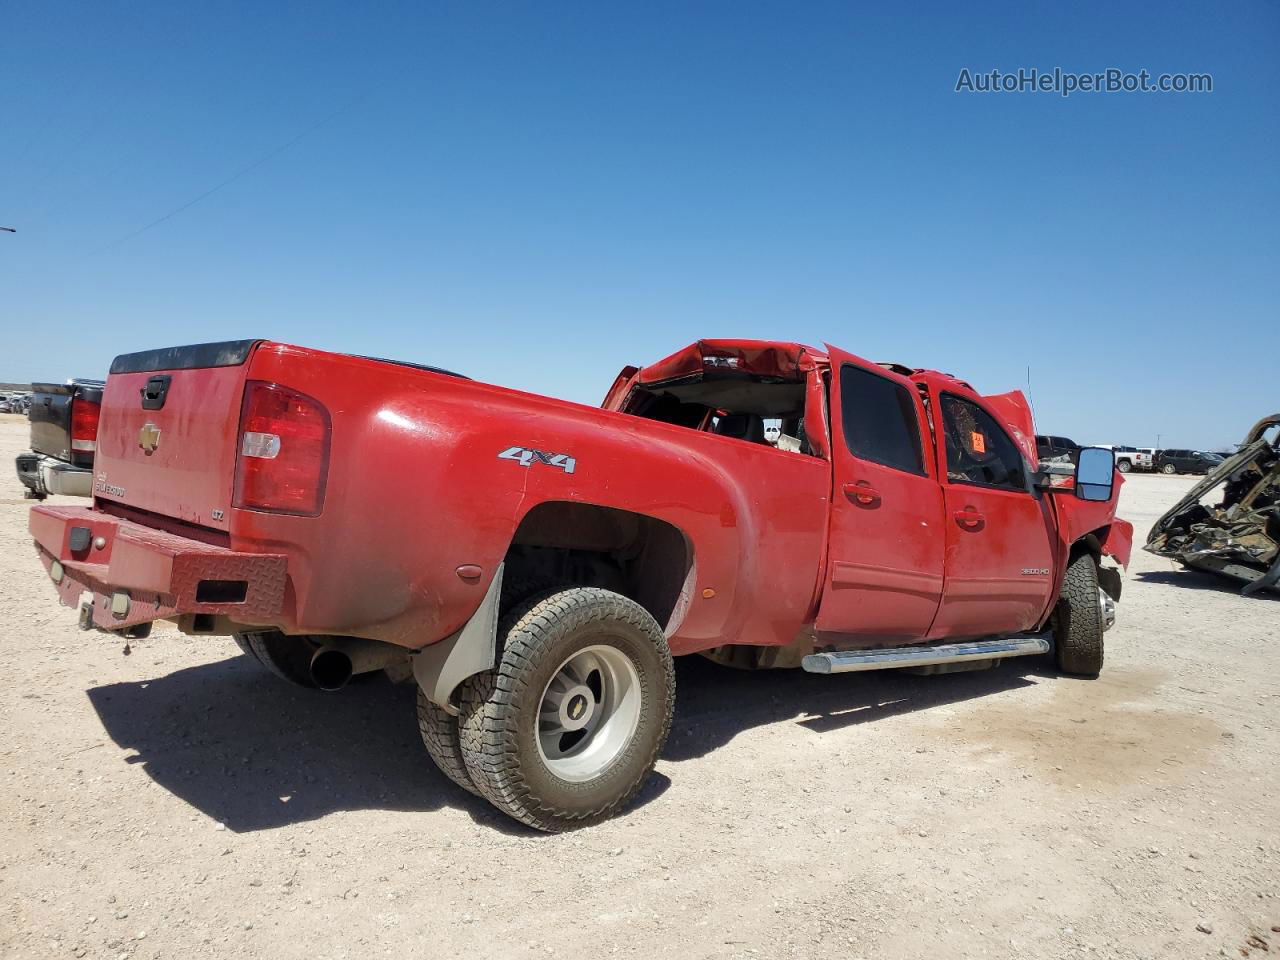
[412,564,504,714]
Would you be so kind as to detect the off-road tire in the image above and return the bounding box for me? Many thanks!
[414,572,569,800]
[457,587,675,832]
[416,688,482,796]
[234,630,319,688]
[500,572,567,613]
[1054,553,1104,677]
[1161,463,1178,475]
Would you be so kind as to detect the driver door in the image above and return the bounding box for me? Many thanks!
[927,390,1057,640]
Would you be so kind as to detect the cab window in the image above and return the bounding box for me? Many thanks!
[940,394,1028,491]
[839,365,925,475]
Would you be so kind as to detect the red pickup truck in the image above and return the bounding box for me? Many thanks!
[30,338,1132,831]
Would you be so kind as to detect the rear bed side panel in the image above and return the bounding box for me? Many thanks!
[235,344,830,653]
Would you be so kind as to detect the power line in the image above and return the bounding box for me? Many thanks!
[85,82,385,257]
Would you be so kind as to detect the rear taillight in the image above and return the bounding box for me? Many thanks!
[233,381,331,516]
[71,398,101,452]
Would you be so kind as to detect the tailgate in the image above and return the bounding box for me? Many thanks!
[94,340,259,529]
[29,383,74,461]
[30,380,104,465]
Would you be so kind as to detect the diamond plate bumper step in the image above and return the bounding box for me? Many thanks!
[29,505,286,632]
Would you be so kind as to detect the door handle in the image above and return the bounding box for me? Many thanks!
[954,507,985,530]
[843,481,881,507]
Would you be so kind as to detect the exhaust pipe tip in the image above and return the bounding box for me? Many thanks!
[310,647,354,691]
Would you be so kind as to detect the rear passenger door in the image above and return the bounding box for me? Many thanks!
[928,391,1057,640]
[815,348,945,643]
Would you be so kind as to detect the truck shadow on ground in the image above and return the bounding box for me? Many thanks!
[666,654,1046,761]
[1134,568,1280,601]
[84,656,585,836]
[86,651,1047,834]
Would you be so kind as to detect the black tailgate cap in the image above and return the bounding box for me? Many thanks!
[110,340,260,375]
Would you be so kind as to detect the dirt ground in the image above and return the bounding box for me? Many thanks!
[2,411,1277,960]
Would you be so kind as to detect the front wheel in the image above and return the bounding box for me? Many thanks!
[1054,553,1104,677]
[1116,459,1131,473]
[1161,463,1178,475]
[457,587,675,832]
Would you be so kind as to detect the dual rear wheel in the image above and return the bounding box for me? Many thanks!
[233,589,675,831]
[418,587,675,832]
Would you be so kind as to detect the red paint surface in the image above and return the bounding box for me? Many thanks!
[30,505,286,631]
[31,339,1130,653]
[816,346,945,641]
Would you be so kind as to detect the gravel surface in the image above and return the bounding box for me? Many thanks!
[2,412,1277,959]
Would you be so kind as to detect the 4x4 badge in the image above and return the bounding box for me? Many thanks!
[497,446,576,475]
[138,422,162,453]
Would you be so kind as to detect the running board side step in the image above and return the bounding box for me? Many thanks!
[801,637,1051,674]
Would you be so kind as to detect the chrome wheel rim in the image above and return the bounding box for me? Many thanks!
[1098,586,1117,632]
[536,644,641,782]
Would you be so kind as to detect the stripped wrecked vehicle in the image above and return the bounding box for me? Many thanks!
[1146,413,1280,595]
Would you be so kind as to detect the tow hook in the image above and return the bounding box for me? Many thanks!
[77,599,151,642]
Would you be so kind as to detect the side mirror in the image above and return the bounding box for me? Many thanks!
[1074,447,1115,502]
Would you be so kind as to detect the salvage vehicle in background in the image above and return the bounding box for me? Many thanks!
[1036,434,1080,463]
[16,379,104,499]
[28,339,1131,831]
[0,392,28,413]
[1147,414,1280,595]
[1155,448,1223,475]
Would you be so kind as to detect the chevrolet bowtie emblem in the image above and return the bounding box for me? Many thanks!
[138,422,162,453]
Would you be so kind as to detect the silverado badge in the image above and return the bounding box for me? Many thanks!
[138,422,162,453]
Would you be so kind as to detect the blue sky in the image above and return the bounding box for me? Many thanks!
[2,1,1276,450]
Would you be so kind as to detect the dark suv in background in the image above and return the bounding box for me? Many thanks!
[1035,434,1081,463]
[1155,449,1223,475]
